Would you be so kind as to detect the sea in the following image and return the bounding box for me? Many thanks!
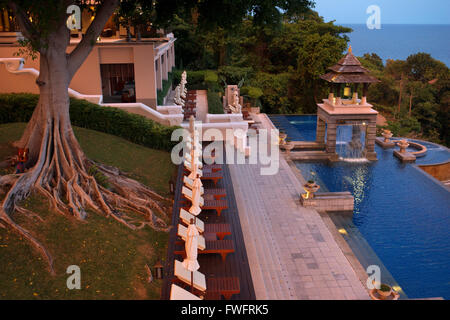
[342,24,450,67]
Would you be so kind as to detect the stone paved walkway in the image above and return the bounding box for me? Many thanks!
[228,114,370,300]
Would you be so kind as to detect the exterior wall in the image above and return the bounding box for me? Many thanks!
[0,42,168,108]
[72,46,102,95]
[0,45,40,94]
[155,57,162,90]
[133,45,157,107]
[419,161,450,182]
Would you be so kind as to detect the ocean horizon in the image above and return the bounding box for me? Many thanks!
[342,24,450,67]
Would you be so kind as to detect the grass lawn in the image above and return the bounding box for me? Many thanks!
[0,123,175,299]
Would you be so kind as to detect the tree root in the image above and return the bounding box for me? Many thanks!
[1,121,172,274]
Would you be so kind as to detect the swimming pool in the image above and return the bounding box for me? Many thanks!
[270,114,450,299]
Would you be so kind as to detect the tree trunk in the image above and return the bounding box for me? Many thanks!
[0,31,169,274]
[409,92,413,117]
[397,72,404,117]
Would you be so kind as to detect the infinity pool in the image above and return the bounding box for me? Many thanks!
[270,115,450,299]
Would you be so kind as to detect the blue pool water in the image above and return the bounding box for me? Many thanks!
[270,115,450,299]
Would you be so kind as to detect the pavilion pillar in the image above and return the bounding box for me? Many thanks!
[316,117,326,144]
[325,120,338,161]
[364,119,377,160]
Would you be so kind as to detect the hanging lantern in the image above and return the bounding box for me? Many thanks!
[343,85,351,97]
[153,261,164,279]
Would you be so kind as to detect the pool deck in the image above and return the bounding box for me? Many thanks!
[228,113,370,299]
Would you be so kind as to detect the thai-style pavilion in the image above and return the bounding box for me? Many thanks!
[316,46,380,161]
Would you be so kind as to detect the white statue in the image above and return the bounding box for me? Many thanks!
[174,85,185,106]
[180,70,187,99]
[228,90,242,114]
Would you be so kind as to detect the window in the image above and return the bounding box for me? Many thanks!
[100,63,136,103]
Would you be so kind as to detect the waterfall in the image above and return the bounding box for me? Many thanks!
[336,125,368,162]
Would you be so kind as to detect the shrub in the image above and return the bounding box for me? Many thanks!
[0,93,179,152]
[157,72,173,105]
[172,70,207,89]
[204,70,220,91]
[207,89,224,114]
[218,66,253,85]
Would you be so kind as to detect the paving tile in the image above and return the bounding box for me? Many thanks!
[228,139,369,300]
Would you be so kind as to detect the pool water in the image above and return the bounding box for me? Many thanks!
[270,115,450,299]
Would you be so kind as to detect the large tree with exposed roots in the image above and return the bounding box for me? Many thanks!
[0,0,170,274]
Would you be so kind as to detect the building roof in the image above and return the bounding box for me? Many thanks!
[320,46,380,84]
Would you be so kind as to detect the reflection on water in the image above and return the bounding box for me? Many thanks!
[271,114,450,300]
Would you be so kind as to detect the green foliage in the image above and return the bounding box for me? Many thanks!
[240,86,263,100]
[207,90,224,114]
[172,70,208,89]
[406,52,448,82]
[250,72,291,113]
[380,284,391,292]
[157,72,173,105]
[218,66,253,85]
[386,117,421,137]
[0,94,178,151]
[88,165,110,189]
[204,70,220,91]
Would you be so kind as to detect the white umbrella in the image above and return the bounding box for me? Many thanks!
[182,220,200,292]
[189,177,202,215]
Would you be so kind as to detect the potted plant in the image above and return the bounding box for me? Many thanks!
[279,131,287,145]
[302,180,320,199]
[377,284,393,299]
[283,139,294,151]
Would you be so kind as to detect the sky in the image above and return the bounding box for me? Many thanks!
[313,0,450,24]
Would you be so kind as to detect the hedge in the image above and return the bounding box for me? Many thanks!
[0,93,179,152]
[172,70,220,91]
[207,89,224,114]
[157,72,173,105]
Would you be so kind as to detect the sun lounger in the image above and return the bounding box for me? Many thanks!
[184,177,226,200]
[174,239,235,262]
[201,171,223,186]
[170,284,202,300]
[206,277,240,300]
[184,164,203,176]
[177,224,206,250]
[173,260,206,293]
[181,199,228,217]
[183,176,205,194]
[184,159,203,170]
[179,208,231,240]
[181,186,205,206]
[173,260,240,300]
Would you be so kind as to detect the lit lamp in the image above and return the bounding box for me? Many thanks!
[343,86,351,98]
[153,261,164,279]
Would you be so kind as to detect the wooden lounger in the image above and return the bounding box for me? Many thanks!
[170,284,202,300]
[184,165,203,176]
[184,159,203,170]
[181,199,228,217]
[184,177,225,199]
[177,224,206,250]
[173,260,240,300]
[174,239,235,262]
[179,208,231,240]
[183,176,204,194]
[181,186,205,206]
[201,171,223,186]
[207,277,240,300]
[184,162,222,173]
[173,260,206,293]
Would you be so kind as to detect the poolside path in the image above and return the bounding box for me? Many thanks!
[228,113,370,300]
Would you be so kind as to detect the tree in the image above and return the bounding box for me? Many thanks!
[0,0,169,274]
